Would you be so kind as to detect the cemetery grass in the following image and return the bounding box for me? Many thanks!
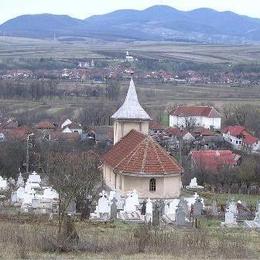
[198,191,260,208]
[0,217,259,259]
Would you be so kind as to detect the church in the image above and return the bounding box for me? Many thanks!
[102,79,183,199]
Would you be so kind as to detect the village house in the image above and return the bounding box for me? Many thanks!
[165,127,194,142]
[190,150,241,172]
[61,119,83,135]
[102,79,183,199]
[222,125,260,153]
[169,106,222,130]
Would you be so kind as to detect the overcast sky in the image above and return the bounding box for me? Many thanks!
[1,0,260,24]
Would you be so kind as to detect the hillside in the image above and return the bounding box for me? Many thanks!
[1,5,260,43]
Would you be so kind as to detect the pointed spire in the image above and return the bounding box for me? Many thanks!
[112,79,151,120]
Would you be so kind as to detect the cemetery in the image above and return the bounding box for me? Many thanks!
[0,169,259,258]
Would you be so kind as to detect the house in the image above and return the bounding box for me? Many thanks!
[61,119,83,135]
[190,150,241,172]
[222,125,260,153]
[35,121,56,131]
[0,127,32,142]
[192,127,216,138]
[169,106,222,130]
[165,127,194,142]
[102,79,183,199]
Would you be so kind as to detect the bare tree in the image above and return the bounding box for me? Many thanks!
[46,151,101,234]
[184,117,197,131]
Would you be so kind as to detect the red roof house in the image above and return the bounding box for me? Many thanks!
[222,125,259,153]
[190,150,241,172]
[170,106,221,118]
[169,105,222,130]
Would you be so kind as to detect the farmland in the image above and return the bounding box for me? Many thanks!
[0,36,260,126]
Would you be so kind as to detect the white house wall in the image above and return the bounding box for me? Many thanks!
[169,115,221,129]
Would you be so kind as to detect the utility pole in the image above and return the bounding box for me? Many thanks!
[179,127,183,167]
[26,133,34,174]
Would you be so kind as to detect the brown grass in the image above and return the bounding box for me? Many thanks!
[0,218,258,259]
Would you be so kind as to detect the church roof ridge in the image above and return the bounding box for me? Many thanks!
[111,78,151,120]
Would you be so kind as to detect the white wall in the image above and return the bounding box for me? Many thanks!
[113,120,149,144]
[169,115,221,129]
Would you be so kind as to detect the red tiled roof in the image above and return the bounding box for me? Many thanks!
[193,127,215,137]
[191,150,240,172]
[0,127,32,141]
[36,121,56,129]
[149,120,165,130]
[223,125,258,145]
[165,127,188,138]
[170,106,221,118]
[103,130,182,175]
[242,130,258,145]
[222,125,245,136]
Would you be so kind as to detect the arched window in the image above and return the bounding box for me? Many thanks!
[149,178,156,192]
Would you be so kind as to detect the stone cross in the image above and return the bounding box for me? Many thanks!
[224,201,237,225]
[97,191,110,219]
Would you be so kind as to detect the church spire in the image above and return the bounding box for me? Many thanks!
[111,78,151,120]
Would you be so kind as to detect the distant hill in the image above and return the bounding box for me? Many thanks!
[1,5,260,43]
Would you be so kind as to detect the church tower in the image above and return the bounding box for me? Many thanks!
[111,78,151,144]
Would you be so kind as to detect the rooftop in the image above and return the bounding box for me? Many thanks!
[111,79,151,121]
[191,150,240,172]
[170,106,221,118]
[103,129,182,176]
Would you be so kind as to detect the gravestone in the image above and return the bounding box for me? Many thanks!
[124,192,137,213]
[186,177,204,190]
[0,176,8,191]
[193,197,203,228]
[141,200,146,215]
[67,200,77,215]
[97,191,110,219]
[110,197,118,220]
[16,172,24,188]
[146,198,153,223]
[193,198,203,218]
[244,201,260,229]
[158,199,165,217]
[179,198,189,218]
[175,202,186,226]
[132,189,139,207]
[222,200,237,227]
[212,200,218,216]
[164,199,179,222]
[152,201,160,226]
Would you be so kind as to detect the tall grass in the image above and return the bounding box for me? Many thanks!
[0,221,256,259]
